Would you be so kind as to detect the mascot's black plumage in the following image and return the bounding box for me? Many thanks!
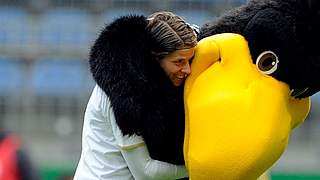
[200,0,320,97]
[89,16,185,164]
[183,0,320,179]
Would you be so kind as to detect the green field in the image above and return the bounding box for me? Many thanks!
[39,165,320,180]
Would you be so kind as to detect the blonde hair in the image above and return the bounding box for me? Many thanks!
[147,11,197,57]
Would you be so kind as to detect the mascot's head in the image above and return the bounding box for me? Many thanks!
[184,0,320,179]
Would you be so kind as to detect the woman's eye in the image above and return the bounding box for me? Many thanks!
[256,50,279,75]
[174,60,184,65]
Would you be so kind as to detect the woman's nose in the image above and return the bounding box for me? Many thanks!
[182,62,191,75]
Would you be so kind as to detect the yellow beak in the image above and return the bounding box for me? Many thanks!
[184,33,310,180]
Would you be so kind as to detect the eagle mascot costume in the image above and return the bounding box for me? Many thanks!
[184,0,320,179]
[89,0,319,179]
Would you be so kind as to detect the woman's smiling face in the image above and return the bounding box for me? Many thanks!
[159,47,195,86]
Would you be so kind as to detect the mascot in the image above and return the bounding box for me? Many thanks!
[184,0,320,179]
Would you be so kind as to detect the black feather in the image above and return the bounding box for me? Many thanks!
[200,0,320,98]
[89,15,185,164]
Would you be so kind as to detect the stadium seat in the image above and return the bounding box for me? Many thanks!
[100,8,147,25]
[38,8,94,48]
[228,0,247,6]
[176,9,213,25]
[312,93,320,106]
[173,0,213,3]
[0,7,31,47]
[31,58,86,97]
[0,57,24,96]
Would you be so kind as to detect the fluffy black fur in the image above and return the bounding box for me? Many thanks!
[89,15,185,164]
[200,0,320,98]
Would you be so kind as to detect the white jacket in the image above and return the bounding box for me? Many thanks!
[73,85,188,180]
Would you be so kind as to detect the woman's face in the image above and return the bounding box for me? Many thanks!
[159,47,195,86]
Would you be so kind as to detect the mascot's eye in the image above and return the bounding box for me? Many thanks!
[256,51,279,75]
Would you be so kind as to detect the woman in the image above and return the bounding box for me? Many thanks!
[74,11,198,179]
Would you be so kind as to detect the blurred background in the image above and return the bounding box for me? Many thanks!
[0,0,319,179]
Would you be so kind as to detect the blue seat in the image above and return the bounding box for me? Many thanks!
[229,0,247,6]
[31,58,86,97]
[312,93,320,104]
[176,9,213,25]
[0,57,24,95]
[38,8,94,48]
[173,0,213,3]
[100,8,148,25]
[0,7,30,46]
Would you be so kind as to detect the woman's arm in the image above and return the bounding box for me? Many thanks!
[112,118,188,180]
[120,144,188,180]
[100,84,189,180]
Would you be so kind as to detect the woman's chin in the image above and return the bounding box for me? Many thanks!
[172,79,184,86]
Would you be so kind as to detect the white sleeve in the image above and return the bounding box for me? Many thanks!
[120,144,188,180]
[111,114,188,180]
[74,85,134,180]
[76,85,188,180]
